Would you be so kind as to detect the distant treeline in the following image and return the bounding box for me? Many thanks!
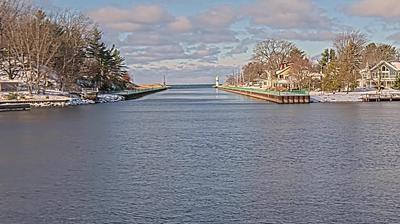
[0,0,133,93]
[228,31,400,91]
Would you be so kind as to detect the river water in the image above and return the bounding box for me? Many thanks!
[1,87,400,223]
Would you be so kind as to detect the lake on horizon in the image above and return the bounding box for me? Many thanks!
[1,87,400,223]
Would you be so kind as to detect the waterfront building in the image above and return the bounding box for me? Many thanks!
[0,80,23,92]
[253,77,273,88]
[359,61,400,89]
[276,65,296,89]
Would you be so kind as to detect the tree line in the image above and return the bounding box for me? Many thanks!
[0,0,132,94]
[230,31,400,91]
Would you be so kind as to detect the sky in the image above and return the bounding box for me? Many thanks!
[35,0,400,84]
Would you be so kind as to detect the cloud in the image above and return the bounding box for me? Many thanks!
[105,23,144,32]
[243,0,332,29]
[248,28,336,42]
[167,16,193,32]
[88,5,173,32]
[225,38,253,57]
[133,64,235,84]
[88,5,173,24]
[345,0,400,20]
[122,43,222,65]
[86,1,339,83]
[124,45,185,63]
[194,5,237,29]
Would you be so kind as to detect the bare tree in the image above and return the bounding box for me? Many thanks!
[242,61,266,82]
[0,0,26,79]
[53,10,93,91]
[1,0,131,94]
[254,39,295,75]
[334,31,367,92]
[288,48,313,89]
[363,43,396,67]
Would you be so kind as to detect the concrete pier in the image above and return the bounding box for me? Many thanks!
[113,87,168,100]
[220,86,310,104]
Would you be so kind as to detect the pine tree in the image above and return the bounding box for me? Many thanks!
[85,28,112,90]
[84,28,129,91]
[393,75,400,90]
[319,49,329,73]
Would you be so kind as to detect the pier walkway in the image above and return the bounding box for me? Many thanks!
[111,87,168,100]
[362,92,400,102]
[220,86,310,104]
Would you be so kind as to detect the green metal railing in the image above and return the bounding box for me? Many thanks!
[223,86,309,96]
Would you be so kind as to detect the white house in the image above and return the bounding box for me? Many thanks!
[359,61,400,89]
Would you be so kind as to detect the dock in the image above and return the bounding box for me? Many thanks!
[220,86,310,104]
[362,93,400,102]
[0,104,31,112]
[0,99,70,104]
[112,87,168,100]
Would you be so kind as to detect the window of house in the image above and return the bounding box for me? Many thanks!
[381,65,390,79]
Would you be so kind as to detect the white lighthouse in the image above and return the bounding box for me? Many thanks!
[215,76,219,87]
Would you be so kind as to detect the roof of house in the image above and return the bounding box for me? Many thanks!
[276,66,291,75]
[370,60,400,72]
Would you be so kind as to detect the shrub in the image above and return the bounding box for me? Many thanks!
[6,93,18,100]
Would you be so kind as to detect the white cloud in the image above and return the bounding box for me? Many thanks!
[167,16,193,32]
[88,5,173,24]
[346,0,400,20]
[243,0,332,29]
[247,28,336,42]
[86,1,339,83]
[194,5,237,29]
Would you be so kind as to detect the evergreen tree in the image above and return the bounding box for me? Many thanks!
[84,28,129,91]
[319,49,336,74]
[393,75,400,90]
[322,59,341,92]
[319,49,329,73]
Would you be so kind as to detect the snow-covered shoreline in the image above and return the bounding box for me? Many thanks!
[65,94,125,106]
[310,90,400,103]
[310,92,364,103]
[0,92,125,108]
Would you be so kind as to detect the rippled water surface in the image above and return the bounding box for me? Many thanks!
[1,87,400,223]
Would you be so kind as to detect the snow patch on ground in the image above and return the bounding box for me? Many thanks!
[67,98,95,106]
[310,92,364,103]
[96,94,124,103]
[310,90,400,103]
[67,94,123,106]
